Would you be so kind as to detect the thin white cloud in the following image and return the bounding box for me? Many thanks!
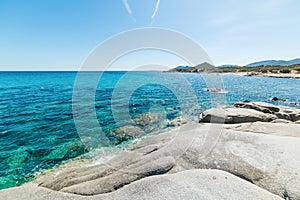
[151,0,161,19]
[122,0,133,16]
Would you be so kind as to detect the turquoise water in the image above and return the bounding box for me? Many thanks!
[0,71,299,189]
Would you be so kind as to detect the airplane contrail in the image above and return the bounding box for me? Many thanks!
[151,0,161,19]
[121,0,161,22]
[122,0,133,17]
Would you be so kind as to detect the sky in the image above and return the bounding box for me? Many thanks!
[0,0,300,70]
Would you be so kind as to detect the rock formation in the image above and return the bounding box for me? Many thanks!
[1,102,299,199]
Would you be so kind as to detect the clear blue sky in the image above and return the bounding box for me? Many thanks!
[1,0,300,70]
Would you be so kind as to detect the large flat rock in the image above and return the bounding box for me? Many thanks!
[0,170,283,200]
[0,183,86,200]
[199,107,277,123]
[21,123,300,199]
[224,122,300,137]
[100,169,283,200]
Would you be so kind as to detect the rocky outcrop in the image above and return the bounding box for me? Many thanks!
[275,106,300,122]
[19,122,298,199]
[235,102,300,122]
[167,118,187,126]
[60,156,175,195]
[234,102,280,113]
[112,125,144,139]
[199,107,277,123]
[206,88,228,94]
[0,170,283,200]
[1,102,299,200]
[271,119,291,123]
[224,122,300,137]
[100,169,282,200]
[200,102,300,124]
[111,112,166,140]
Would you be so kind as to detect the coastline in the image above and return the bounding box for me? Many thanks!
[168,70,300,79]
[228,72,300,79]
[170,62,300,79]
[1,101,299,199]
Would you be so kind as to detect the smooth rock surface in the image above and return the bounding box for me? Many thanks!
[271,119,291,123]
[234,102,280,113]
[199,107,277,123]
[0,170,283,200]
[26,123,300,199]
[100,169,283,200]
[225,122,300,137]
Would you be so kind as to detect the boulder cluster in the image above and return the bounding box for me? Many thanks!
[200,101,300,124]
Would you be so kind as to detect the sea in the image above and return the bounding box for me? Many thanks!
[0,71,299,190]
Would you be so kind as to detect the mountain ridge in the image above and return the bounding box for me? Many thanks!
[246,58,300,67]
[172,58,300,70]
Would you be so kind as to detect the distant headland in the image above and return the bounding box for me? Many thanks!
[169,58,300,79]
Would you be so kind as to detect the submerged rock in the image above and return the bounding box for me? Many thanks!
[133,112,164,127]
[112,125,144,140]
[167,118,187,126]
[133,112,166,133]
[271,97,286,102]
[6,146,32,167]
[110,112,167,141]
[205,88,228,94]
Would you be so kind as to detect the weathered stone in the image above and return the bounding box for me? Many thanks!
[2,104,300,200]
[0,170,283,200]
[199,107,277,124]
[275,107,300,122]
[60,156,174,195]
[224,122,300,137]
[234,102,280,113]
[27,123,300,199]
[114,125,144,138]
[271,119,291,123]
[167,118,187,126]
[100,170,283,200]
[234,102,300,122]
[133,112,165,133]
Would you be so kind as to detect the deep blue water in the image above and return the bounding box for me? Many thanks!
[0,71,299,189]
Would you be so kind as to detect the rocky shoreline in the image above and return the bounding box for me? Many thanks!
[232,72,300,79]
[1,102,300,199]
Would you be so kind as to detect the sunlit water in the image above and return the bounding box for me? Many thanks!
[0,71,299,189]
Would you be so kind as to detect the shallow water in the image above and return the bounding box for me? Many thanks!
[0,71,299,189]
